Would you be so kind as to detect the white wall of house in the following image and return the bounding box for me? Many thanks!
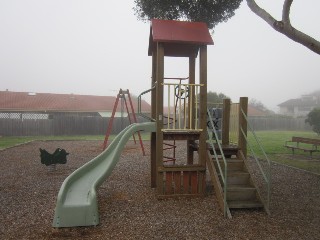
[98,112,128,118]
[279,105,316,117]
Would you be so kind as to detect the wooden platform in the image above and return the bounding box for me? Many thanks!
[190,142,239,157]
[209,144,239,157]
[162,130,201,140]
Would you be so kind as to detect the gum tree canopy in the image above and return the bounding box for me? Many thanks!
[133,0,242,29]
[134,0,320,55]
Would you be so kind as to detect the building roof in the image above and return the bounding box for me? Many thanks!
[148,19,214,57]
[247,106,268,117]
[0,91,151,113]
[278,98,320,107]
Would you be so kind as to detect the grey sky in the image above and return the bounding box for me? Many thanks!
[0,0,319,112]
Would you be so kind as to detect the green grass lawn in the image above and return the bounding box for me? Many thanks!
[248,131,320,174]
[0,132,151,150]
[0,135,103,150]
[1,131,319,174]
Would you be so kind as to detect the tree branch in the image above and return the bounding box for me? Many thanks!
[282,0,292,25]
[246,0,320,55]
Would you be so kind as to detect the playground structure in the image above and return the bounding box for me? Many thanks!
[146,20,270,214]
[52,19,271,227]
[147,19,212,198]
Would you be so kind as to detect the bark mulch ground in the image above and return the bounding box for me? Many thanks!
[0,140,319,239]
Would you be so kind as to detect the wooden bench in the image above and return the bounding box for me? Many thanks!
[284,136,320,156]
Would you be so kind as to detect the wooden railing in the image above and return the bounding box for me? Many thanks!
[229,103,239,144]
[162,81,204,132]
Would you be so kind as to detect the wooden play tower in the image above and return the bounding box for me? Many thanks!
[148,19,214,198]
[51,20,270,228]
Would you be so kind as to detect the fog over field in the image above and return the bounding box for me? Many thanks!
[0,0,319,112]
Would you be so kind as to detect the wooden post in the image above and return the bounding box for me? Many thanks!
[238,97,248,158]
[187,55,196,164]
[198,45,207,195]
[222,98,231,146]
[198,45,207,167]
[151,46,157,188]
[156,43,164,195]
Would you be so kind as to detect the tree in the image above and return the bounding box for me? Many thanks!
[207,91,228,103]
[249,98,266,111]
[206,91,229,108]
[246,0,320,55]
[194,91,228,108]
[134,0,320,55]
[305,108,320,135]
[133,0,242,29]
[249,98,274,115]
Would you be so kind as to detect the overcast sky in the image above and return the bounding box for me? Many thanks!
[0,0,319,112]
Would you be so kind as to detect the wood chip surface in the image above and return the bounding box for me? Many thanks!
[0,140,319,239]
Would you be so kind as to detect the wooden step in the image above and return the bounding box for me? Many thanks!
[228,200,264,209]
[227,185,257,201]
[207,148,265,213]
[213,159,244,171]
[226,172,250,185]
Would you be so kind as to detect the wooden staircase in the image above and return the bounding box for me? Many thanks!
[207,145,264,217]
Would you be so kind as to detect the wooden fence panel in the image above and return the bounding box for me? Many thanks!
[1,115,311,136]
[52,116,110,136]
[0,116,148,136]
[248,116,312,131]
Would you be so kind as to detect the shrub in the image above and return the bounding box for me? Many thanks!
[305,108,320,135]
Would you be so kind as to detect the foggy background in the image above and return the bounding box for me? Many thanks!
[0,0,319,112]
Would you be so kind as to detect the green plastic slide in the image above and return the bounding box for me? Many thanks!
[52,122,156,227]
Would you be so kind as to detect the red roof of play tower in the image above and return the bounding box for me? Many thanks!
[148,19,213,57]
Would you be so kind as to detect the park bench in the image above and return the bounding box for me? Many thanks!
[284,136,320,156]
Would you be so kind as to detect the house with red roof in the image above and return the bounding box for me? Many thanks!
[0,90,151,119]
[247,105,269,117]
[0,90,152,136]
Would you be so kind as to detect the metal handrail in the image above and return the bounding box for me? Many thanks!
[137,86,156,122]
[207,108,228,217]
[240,108,271,213]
